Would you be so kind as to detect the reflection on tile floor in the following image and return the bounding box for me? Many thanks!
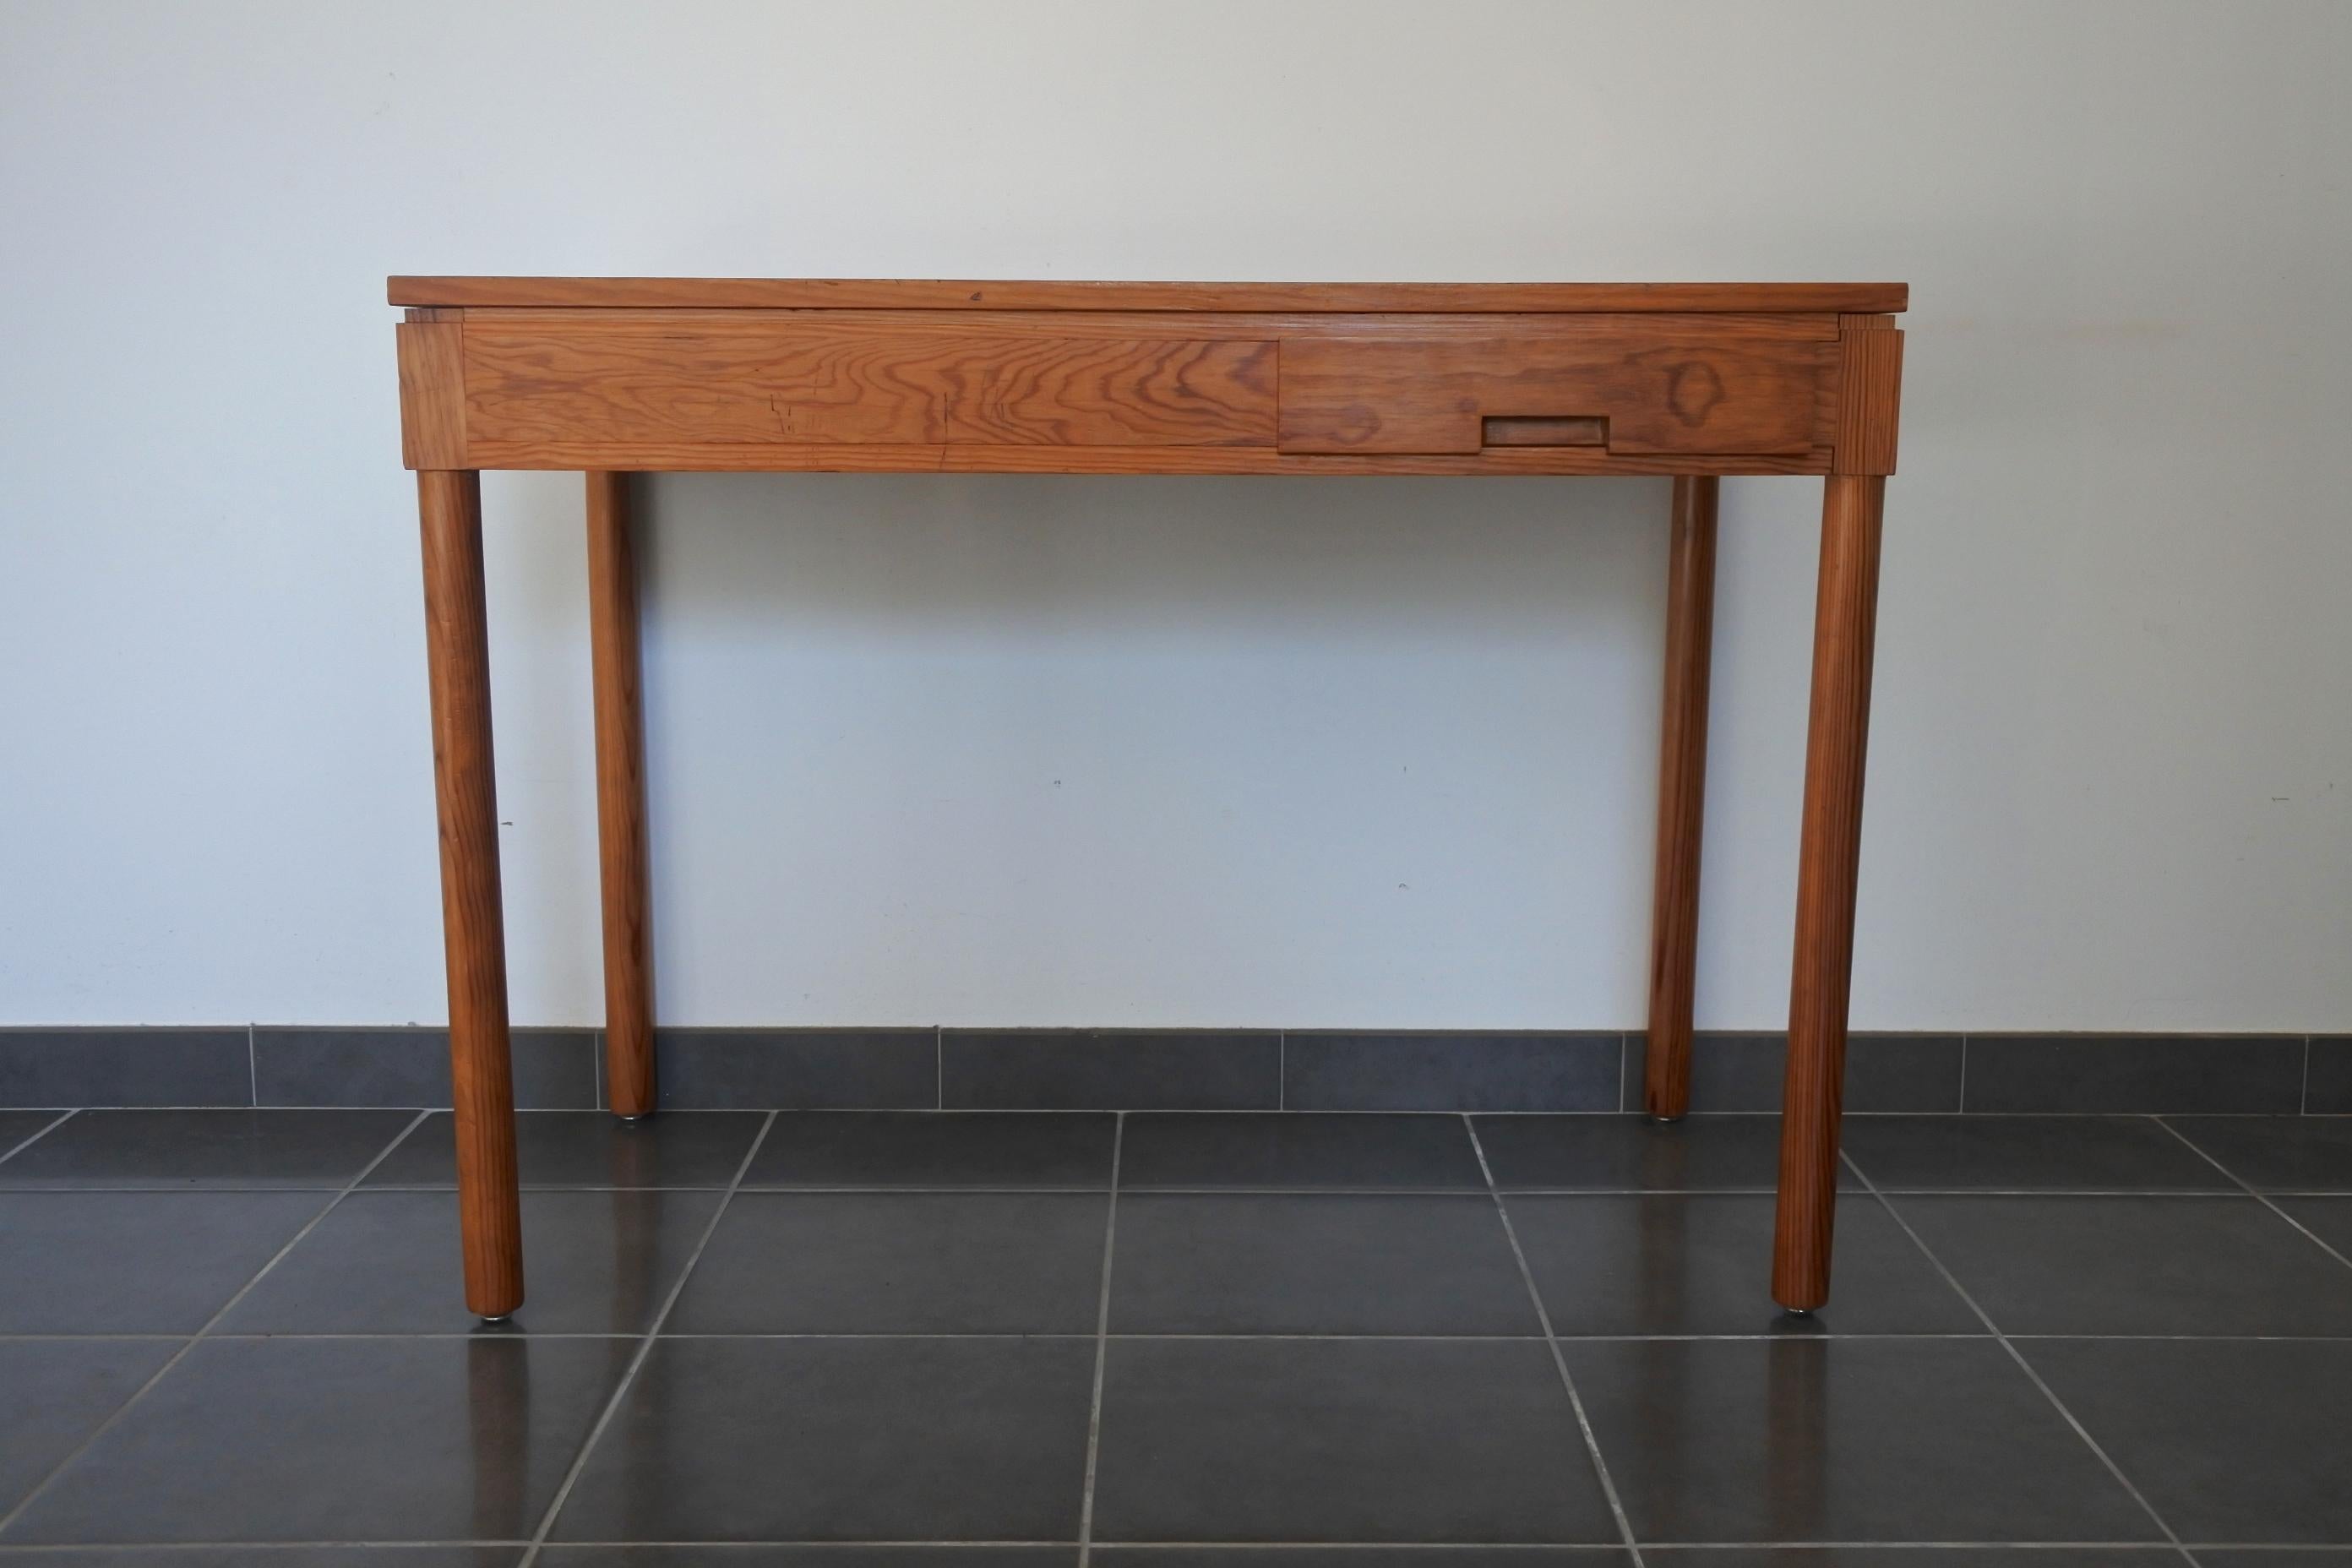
[2,1107,2350,1558]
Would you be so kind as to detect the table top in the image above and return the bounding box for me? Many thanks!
[388,277,1909,314]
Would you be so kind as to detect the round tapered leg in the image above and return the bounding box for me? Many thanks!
[587,471,657,1119]
[1772,474,1886,1311]
[419,470,525,1319]
[1644,476,1718,1120]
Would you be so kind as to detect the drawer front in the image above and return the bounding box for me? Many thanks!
[463,321,1277,449]
[1277,322,1830,457]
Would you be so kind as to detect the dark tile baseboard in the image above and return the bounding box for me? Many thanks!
[943,1030,1281,1111]
[0,1028,252,1108]
[1288,1032,1620,1113]
[0,1026,2337,1114]
[1618,1031,1964,1113]
[254,1026,601,1110]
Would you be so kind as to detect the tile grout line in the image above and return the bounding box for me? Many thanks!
[1957,1032,1969,1113]
[516,1107,777,1567]
[1075,1109,1127,1566]
[24,1103,2347,1118]
[0,1105,434,1538]
[27,1335,2352,1344]
[0,1108,77,1168]
[1838,1146,2201,1568]
[1277,1031,1285,1111]
[2302,1035,2312,1117]
[24,1328,2352,1343]
[2150,1116,2352,1276]
[937,1025,945,1111]
[247,1023,259,1108]
[1464,1113,1646,1568]
[0,1544,2272,1555]
[50,1181,2302,1198]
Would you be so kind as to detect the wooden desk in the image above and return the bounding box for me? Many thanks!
[390,277,1908,1319]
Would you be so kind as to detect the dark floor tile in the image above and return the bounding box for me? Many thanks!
[1840,1115,2230,1191]
[1963,1035,2304,1113]
[2167,1115,2352,1191]
[1473,1114,1856,1192]
[0,1111,65,1160]
[0,1029,252,1108]
[1626,1033,1964,1113]
[1892,1194,2352,1335]
[367,1109,764,1188]
[1091,1337,1615,1542]
[0,1109,416,1190]
[1,1336,627,1544]
[1097,1555,1628,1568]
[0,1191,330,1333]
[0,1340,177,1516]
[1508,1195,1978,1336]
[2309,1037,2352,1113]
[1560,1337,2158,1542]
[744,1110,1114,1188]
[941,1031,1278,1111]
[0,1551,523,1565]
[1639,1556,2176,1568]
[2197,1555,2352,1568]
[253,1027,597,1109]
[542,1554,1075,1568]
[656,1029,936,1109]
[1119,1112,1484,1190]
[2272,1196,2352,1261]
[220,1189,722,1335]
[550,1336,1094,1541]
[667,1192,1107,1334]
[1284,1032,1620,1112]
[1110,1194,1538,1335]
[2023,1337,2352,1544]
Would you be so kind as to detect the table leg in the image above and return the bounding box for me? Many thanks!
[1643,476,1718,1119]
[418,470,525,1319]
[586,471,656,1118]
[1772,474,1886,1311]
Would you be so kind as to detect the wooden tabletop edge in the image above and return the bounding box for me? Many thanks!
[386,276,1909,313]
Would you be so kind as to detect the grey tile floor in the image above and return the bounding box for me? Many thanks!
[2,1107,2350,1561]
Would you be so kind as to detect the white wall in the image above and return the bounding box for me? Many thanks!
[1,0,2346,1032]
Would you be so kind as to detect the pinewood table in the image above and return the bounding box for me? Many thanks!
[390,276,1908,1319]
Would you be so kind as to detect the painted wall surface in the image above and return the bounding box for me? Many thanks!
[1,1,2346,1031]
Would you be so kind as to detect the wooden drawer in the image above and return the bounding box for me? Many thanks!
[461,317,1277,449]
[1277,315,1833,457]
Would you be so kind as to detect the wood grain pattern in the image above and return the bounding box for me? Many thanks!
[392,276,1910,314]
[1773,474,1886,1311]
[586,472,655,1119]
[1279,332,1825,455]
[461,438,1835,476]
[396,322,466,470]
[450,307,1844,344]
[416,470,524,1318]
[1644,476,1719,1121]
[1834,315,1904,475]
[463,323,1275,449]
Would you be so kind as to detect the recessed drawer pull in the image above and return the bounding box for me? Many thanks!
[1482,415,1607,448]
